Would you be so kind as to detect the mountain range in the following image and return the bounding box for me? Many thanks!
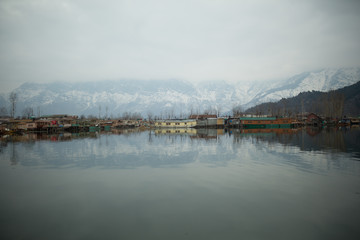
[1,67,359,118]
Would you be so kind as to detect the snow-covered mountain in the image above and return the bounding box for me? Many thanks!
[243,67,360,108]
[1,67,359,118]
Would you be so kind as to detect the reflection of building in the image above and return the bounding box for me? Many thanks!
[154,128,197,135]
[350,118,360,125]
[241,128,298,134]
[190,129,224,140]
[154,128,224,140]
[154,119,197,128]
[306,127,322,136]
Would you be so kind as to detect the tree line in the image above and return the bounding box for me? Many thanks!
[242,90,347,118]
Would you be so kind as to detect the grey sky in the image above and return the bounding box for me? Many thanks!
[1,0,360,93]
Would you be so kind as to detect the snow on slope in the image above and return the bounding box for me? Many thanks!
[1,67,359,117]
[244,67,360,108]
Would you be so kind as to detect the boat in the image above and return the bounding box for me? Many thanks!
[239,117,295,129]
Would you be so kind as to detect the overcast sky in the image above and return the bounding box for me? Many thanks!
[0,0,360,93]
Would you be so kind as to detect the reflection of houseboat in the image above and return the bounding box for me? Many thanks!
[337,117,360,126]
[338,118,351,126]
[241,128,298,134]
[154,119,197,128]
[350,118,360,125]
[154,128,197,135]
[154,128,223,139]
[240,117,295,129]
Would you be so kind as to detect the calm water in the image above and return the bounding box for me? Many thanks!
[1,127,360,240]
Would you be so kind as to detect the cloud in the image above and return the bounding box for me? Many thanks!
[0,0,360,92]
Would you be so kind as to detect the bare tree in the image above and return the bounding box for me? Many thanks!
[170,107,175,119]
[122,111,130,119]
[9,91,17,118]
[0,106,8,116]
[37,106,41,118]
[320,91,344,119]
[87,114,97,120]
[147,111,153,122]
[131,112,142,120]
[255,105,263,116]
[335,92,345,118]
[204,106,216,115]
[22,107,34,119]
[281,99,287,117]
[190,104,194,115]
[232,105,242,117]
[216,105,222,117]
[287,109,293,118]
[301,98,304,116]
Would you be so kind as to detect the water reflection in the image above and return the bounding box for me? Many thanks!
[1,128,360,240]
[229,127,360,158]
[0,127,359,169]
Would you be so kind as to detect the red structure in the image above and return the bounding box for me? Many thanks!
[306,113,323,126]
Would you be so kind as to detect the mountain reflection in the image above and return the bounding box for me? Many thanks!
[0,127,359,168]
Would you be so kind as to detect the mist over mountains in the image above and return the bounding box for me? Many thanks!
[1,67,359,118]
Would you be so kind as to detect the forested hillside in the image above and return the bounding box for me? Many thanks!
[245,81,360,117]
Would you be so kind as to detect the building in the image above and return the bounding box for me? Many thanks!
[306,113,323,126]
[195,118,224,128]
[154,119,197,128]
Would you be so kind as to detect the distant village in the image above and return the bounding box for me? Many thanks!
[1,112,359,136]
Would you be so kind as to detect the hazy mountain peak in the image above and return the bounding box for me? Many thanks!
[1,67,359,117]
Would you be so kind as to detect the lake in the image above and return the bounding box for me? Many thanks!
[1,127,360,240]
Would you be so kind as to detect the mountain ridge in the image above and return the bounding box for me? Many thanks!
[245,80,360,117]
[0,67,359,118]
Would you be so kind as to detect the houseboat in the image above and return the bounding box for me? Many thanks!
[240,117,295,129]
